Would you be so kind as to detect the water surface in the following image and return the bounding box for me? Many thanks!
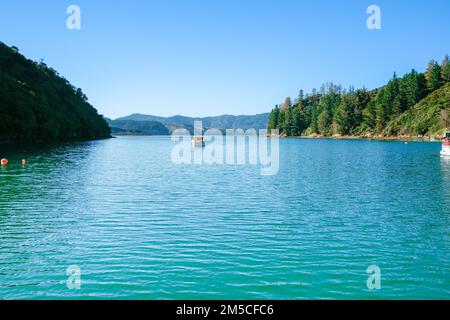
[0,136,449,299]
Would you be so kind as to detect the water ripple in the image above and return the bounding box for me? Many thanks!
[0,137,449,299]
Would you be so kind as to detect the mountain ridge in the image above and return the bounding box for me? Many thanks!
[109,112,270,135]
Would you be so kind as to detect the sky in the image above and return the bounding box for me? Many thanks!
[0,0,449,119]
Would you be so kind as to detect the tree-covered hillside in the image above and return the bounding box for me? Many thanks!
[0,42,110,142]
[268,56,450,138]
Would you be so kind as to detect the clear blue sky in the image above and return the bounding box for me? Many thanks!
[1,0,449,119]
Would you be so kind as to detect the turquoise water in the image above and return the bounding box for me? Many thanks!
[0,136,449,300]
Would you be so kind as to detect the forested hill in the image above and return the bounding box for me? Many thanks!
[268,56,450,138]
[0,42,110,142]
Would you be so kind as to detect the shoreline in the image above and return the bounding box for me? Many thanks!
[0,135,113,146]
[113,133,444,143]
[273,134,445,142]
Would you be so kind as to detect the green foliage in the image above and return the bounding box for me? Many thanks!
[334,95,354,135]
[278,111,285,135]
[383,83,450,136]
[283,106,292,135]
[426,60,444,92]
[361,98,377,132]
[317,110,332,136]
[267,55,449,137]
[0,42,110,142]
[441,55,450,83]
[267,105,280,133]
[291,105,301,136]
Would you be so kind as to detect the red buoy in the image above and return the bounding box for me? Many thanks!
[22,159,26,166]
[1,159,8,166]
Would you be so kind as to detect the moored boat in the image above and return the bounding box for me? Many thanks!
[441,132,450,156]
[192,136,205,147]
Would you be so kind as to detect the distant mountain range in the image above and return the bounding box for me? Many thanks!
[107,113,270,135]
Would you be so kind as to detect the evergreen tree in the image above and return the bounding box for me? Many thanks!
[334,96,354,135]
[386,73,401,115]
[402,70,427,108]
[375,102,387,135]
[353,89,370,130]
[284,106,292,136]
[278,111,285,134]
[298,89,304,101]
[310,109,318,134]
[317,110,332,136]
[375,88,389,134]
[425,60,443,91]
[291,106,300,136]
[268,105,280,132]
[392,95,402,116]
[441,55,450,83]
[362,98,377,131]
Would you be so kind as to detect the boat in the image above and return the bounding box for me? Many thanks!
[441,132,450,156]
[192,136,205,147]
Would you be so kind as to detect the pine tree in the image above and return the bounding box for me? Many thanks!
[317,110,332,136]
[425,60,443,91]
[375,88,389,134]
[291,106,300,136]
[392,95,402,116]
[298,89,304,101]
[362,98,377,131]
[387,73,401,115]
[284,106,292,136]
[353,89,370,130]
[335,96,353,135]
[375,100,390,135]
[278,111,285,135]
[268,110,276,132]
[268,105,280,133]
[441,55,450,83]
[403,70,426,108]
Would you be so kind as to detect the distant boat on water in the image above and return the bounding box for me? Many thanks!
[192,136,205,147]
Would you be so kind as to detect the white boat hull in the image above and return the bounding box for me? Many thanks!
[441,147,450,156]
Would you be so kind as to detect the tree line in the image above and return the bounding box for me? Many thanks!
[268,56,450,137]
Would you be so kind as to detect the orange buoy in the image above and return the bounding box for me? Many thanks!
[1,159,8,166]
[22,159,26,166]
